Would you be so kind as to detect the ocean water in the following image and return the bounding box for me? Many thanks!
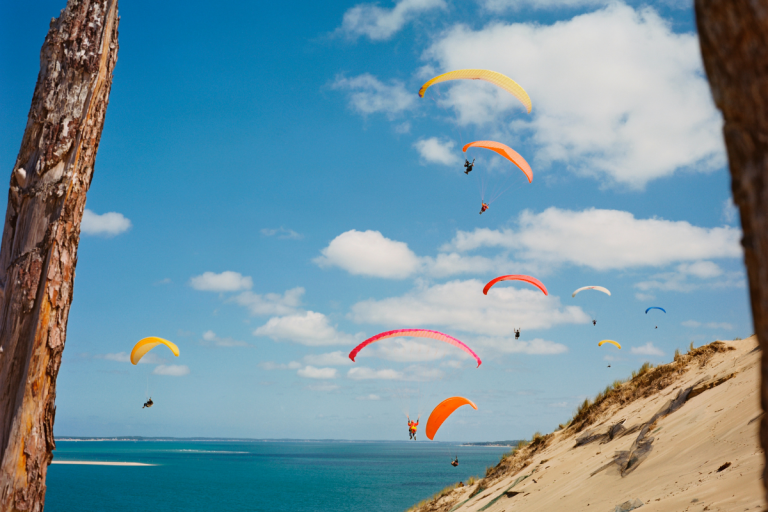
[46,440,510,512]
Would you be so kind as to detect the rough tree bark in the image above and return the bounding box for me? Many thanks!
[695,0,768,503]
[0,1,118,510]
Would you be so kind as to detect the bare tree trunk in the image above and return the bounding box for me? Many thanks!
[695,0,768,503]
[0,1,118,509]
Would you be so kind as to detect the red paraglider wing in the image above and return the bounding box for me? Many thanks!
[483,275,548,295]
[426,396,478,440]
[462,141,533,183]
[348,329,481,367]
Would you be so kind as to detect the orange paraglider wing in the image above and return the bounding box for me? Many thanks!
[426,397,478,440]
[462,141,533,183]
[483,275,548,295]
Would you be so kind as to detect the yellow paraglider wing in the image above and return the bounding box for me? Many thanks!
[598,340,621,349]
[418,69,532,113]
[131,337,180,365]
[426,396,478,440]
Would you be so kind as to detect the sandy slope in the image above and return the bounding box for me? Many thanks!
[413,337,765,512]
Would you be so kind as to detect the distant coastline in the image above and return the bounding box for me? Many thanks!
[55,437,491,444]
[459,441,522,447]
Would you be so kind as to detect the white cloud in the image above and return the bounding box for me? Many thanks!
[259,361,302,370]
[356,394,381,400]
[297,366,338,379]
[261,227,303,240]
[682,320,701,328]
[444,208,742,270]
[253,311,361,346]
[635,292,655,301]
[636,263,744,293]
[422,3,725,188]
[395,122,411,134]
[332,74,415,117]
[413,137,460,166]
[303,351,354,366]
[350,279,588,336]
[97,352,164,364]
[482,0,609,11]
[339,0,446,41]
[190,271,253,292]
[201,330,247,347]
[677,261,723,279]
[81,210,132,237]
[307,382,340,392]
[153,364,190,376]
[630,342,664,356]
[233,287,304,316]
[315,230,422,278]
[722,197,739,224]
[358,339,458,363]
[347,367,404,380]
[475,336,568,355]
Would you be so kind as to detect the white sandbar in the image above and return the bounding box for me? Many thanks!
[51,461,155,466]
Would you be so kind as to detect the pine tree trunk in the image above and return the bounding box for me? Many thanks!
[695,0,768,502]
[0,1,119,509]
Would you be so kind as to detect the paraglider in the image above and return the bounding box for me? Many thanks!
[645,307,666,314]
[598,340,621,349]
[408,417,420,440]
[464,158,475,174]
[142,398,153,409]
[418,69,532,114]
[572,286,611,298]
[451,456,459,467]
[131,337,180,365]
[483,275,548,296]
[514,328,521,340]
[349,329,482,367]
[426,397,478,440]
[462,141,533,183]
[479,202,489,214]
[592,320,597,326]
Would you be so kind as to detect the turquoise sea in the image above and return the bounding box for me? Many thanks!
[47,440,511,512]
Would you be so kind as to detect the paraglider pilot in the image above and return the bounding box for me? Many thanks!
[464,158,475,175]
[408,417,419,440]
[514,328,520,340]
[593,320,597,326]
[143,397,153,409]
[451,456,459,467]
[479,202,489,214]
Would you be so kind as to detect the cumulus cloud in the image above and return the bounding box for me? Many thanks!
[681,320,733,330]
[481,0,609,11]
[190,271,253,292]
[348,366,404,380]
[414,137,460,166]
[303,351,354,366]
[332,74,415,117]
[350,279,588,336]
[444,208,741,270]
[630,342,664,356]
[422,3,725,188]
[315,230,422,278]
[201,330,247,347]
[635,262,743,293]
[97,352,164,364]
[153,364,190,376]
[358,339,458,363]
[722,197,739,224]
[356,394,381,400]
[682,320,701,328]
[253,311,361,346]
[297,366,338,379]
[475,337,568,355]
[233,287,304,316]
[307,382,340,392]
[261,227,303,240]
[259,361,302,370]
[338,0,446,40]
[81,210,132,237]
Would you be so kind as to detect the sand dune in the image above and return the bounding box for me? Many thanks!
[51,461,155,466]
[411,337,764,512]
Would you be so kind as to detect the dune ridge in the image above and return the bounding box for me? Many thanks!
[409,337,764,512]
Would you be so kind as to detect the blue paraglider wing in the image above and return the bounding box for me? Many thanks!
[645,307,666,314]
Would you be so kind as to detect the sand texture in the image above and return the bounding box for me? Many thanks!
[411,337,764,512]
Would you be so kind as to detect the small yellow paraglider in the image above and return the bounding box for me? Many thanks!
[598,340,621,350]
[130,337,180,365]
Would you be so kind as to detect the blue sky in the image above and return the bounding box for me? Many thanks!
[0,0,751,441]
